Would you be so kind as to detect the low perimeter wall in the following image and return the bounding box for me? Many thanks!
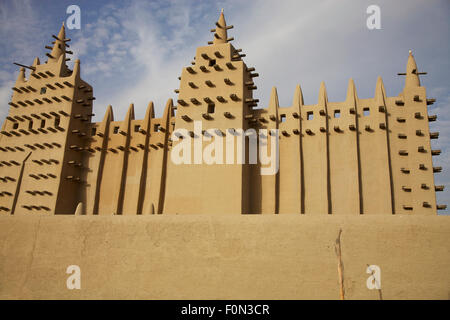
[0,214,449,299]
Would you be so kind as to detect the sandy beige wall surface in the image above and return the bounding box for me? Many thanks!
[0,214,449,299]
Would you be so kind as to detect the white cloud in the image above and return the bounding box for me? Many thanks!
[71,0,214,120]
[0,0,52,120]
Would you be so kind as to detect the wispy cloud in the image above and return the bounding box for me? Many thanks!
[0,0,51,120]
[70,1,213,120]
[0,0,47,65]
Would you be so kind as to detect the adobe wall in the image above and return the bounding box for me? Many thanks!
[0,214,449,299]
[164,42,253,215]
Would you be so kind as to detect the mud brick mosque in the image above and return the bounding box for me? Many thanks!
[0,10,445,216]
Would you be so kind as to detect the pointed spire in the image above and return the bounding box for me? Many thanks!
[292,84,304,107]
[72,59,80,80]
[162,99,174,121]
[31,57,40,68]
[375,76,386,105]
[213,9,229,45]
[161,99,173,140]
[269,86,280,110]
[48,22,66,63]
[97,105,114,138]
[142,101,155,134]
[117,104,134,140]
[144,101,155,122]
[74,202,83,215]
[346,78,358,104]
[104,105,114,122]
[318,81,328,106]
[124,103,135,123]
[15,68,26,85]
[405,50,420,88]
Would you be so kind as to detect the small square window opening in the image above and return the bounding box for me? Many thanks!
[363,108,370,116]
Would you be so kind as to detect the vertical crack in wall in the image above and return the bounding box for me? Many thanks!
[377,280,383,300]
[334,228,345,300]
[80,220,94,257]
[20,216,41,296]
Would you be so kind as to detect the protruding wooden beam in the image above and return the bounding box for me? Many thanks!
[224,112,233,118]
[226,62,235,69]
[190,98,200,105]
[181,115,192,122]
[433,166,442,173]
[13,62,35,71]
[426,98,436,105]
[431,149,441,156]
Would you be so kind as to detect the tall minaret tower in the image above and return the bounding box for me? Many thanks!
[0,23,93,215]
[164,10,259,214]
[388,51,443,214]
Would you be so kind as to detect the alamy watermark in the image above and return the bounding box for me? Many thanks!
[66,265,81,290]
[66,5,81,30]
[366,5,381,30]
[170,121,279,175]
[366,265,381,290]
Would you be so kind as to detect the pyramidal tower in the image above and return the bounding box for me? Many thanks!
[0,23,93,214]
[164,9,258,214]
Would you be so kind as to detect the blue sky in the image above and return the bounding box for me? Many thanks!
[0,0,449,213]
